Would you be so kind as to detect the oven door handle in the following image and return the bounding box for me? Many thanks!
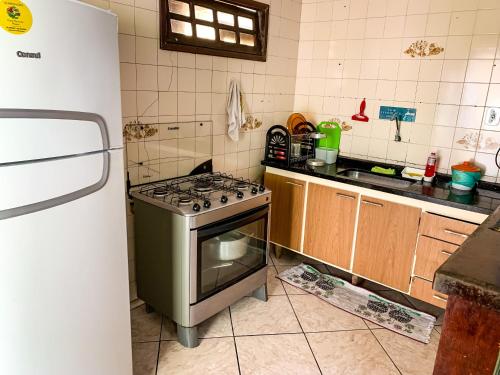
[197,205,270,238]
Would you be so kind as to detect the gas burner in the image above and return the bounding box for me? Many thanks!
[178,196,193,205]
[153,186,169,197]
[194,183,213,193]
[235,181,250,191]
[212,176,223,185]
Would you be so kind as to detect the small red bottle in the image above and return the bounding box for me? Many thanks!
[424,152,437,179]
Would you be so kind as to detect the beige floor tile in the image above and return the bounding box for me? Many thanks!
[131,305,162,342]
[364,319,382,329]
[230,295,301,336]
[161,308,233,340]
[267,266,286,295]
[132,342,159,375]
[289,294,367,332]
[236,334,321,375]
[157,338,239,375]
[307,331,400,375]
[372,328,440,375]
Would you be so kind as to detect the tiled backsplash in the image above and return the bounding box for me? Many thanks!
[294,0,500,182]
[124,120,213,185]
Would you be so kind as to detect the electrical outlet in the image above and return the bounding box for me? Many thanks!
[484,107,500,127]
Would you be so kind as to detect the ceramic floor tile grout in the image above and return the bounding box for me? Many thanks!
[228,306,242,375]
[154,317,164,375]
[283,292,324,375]
[368,328,403,375]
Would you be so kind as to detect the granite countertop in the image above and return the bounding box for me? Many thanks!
[434,206,500,310]
[262,156,500,215]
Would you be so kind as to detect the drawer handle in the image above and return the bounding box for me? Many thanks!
[432,294,448,302]
[443,229,468,238]
[285,181,303,188]
[362,200,383,207]
[441,250,453,256]
[337,193,355,200]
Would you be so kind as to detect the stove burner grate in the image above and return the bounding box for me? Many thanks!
[178,195,193,205]
[152,186,169,197]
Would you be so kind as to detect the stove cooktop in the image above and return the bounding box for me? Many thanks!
[130,172,270,216]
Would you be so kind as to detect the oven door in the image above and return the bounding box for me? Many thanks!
[192,205,269,304]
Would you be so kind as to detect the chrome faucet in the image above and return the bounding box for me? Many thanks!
[391,113,402,142]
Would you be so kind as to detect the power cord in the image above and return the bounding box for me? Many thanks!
[496,147,500,169]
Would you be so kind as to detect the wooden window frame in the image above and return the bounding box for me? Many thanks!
[160,0,269,62]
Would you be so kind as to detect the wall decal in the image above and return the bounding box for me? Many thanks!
[123,121,158,141]
[404,40,444,58]
[379,106,416,122]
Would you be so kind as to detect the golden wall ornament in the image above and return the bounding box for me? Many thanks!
[123,120,158,141]
[404,40,444,58]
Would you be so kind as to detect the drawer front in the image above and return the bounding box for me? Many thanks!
[414,236,459,281]
[419,213,477,245]
[410,277,448,309]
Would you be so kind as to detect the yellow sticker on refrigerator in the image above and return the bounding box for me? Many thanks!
[0,0,32,35]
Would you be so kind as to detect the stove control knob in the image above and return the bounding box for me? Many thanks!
[220,195,228,204]
[251,186,258,195]
[192,203,201,212]
[259,185,266,192]
[237,191,244,199]
[203,200,211,208]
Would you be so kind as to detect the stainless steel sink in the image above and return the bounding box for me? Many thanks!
[337,169,415,189]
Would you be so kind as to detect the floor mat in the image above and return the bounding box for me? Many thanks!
[277,263,436,343]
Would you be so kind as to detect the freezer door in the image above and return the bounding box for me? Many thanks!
[0,149,132,375]
[0,0,123,148]
[0,109,109,164]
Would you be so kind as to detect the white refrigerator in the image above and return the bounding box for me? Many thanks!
[0,1,133,374]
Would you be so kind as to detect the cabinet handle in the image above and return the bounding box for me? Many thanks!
[336,193,355,200]
[441,250,453,256]
[362,200,383,207]
[443,229,468,238]
[432,294,448,302]
[285,181,303,188]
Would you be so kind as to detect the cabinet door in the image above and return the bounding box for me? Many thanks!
[264,173,305,250]
[353,197,421,292]
[303,184,358,269]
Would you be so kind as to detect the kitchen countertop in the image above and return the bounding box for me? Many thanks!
[433,205,500,310]
[261,156,500,215]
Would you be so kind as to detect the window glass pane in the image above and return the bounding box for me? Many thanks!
[219,29,236,43]
[168,0,190,17]
[238,16,253,30]
[195,5,213,22]
[196,24,216,40]
[217,11,234,26]
[240,33,255,46]
[171,19,192,36]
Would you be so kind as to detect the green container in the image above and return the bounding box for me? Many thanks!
[317,122,341,150]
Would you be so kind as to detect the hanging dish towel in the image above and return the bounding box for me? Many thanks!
[227,79,245,142]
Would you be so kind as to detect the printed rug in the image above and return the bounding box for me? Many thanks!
[277,263,436,343]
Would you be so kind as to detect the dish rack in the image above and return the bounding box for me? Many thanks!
[264,125,315,166]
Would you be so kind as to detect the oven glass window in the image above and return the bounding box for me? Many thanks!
[198,211,267,301]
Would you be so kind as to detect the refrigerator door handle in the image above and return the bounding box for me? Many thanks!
[0,151,110,220]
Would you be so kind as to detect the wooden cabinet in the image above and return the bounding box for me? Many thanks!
[419,213,477,245]
[353,197,421,292]
[410,277,448,309]
[414,236,458,281]
[303,184,358,269]
[264,173,305,250]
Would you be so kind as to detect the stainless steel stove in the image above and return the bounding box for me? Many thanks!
[131,172,272,348]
